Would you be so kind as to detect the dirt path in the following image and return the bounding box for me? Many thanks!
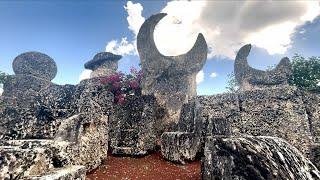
[86,152,201,180]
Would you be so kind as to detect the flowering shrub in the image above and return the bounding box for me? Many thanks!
[100,67,142,105]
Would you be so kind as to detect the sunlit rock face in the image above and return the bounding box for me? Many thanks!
[202,136,320,180]
[137,13,207,131]
[197,86,320,169]
[234,44,292,91]
[0,52,112,178]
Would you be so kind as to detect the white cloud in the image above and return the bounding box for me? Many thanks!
[105,1,144,56]
[106,1,320,60]
[210,72,218,78]
[125,1,145,35]
[152,1,320,58]
[79,69,92,81]
[196,70,204,84]
[105,37,135,56]
[0,83,3,96]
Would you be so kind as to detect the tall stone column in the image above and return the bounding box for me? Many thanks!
[137,13,208,131]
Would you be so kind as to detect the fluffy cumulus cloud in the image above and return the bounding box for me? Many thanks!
[210,72,218,78]
[105,38,135,56]
[101,0,320,84]
[106,0,320,59]
[196,70,204,84]
[79,69,92,81]
[155,1,320,58]
[105,1,144,56]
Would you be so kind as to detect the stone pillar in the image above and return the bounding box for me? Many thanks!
[137,13,207,130]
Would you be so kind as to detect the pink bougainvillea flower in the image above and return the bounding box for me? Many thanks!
[100,70,142,105]
[112,81,121,90]
[130,67,138,74]
[129,80,139,89]
[100,77,109,85]
[117,94,126,105]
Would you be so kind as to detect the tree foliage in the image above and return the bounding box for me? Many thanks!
[225,72,239,93]
[226,54,320,92]
[0,71,8,84]
[289,54,320,91]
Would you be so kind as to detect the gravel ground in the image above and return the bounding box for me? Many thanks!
[86,152,200,180]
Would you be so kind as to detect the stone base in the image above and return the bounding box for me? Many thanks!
[0,137,106,179]
[202,136,320,180]
[28,166,86,180]
[161,132,200,164]
[0,142,52,179]
[112,146,147,156]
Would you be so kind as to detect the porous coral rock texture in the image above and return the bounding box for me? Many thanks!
[109,94,159,155]
[0,141,53,179]
[161,99,202,163]
[234,44,292,91]
[198,86,315,156]
[202,136,320,180]
[28,166,86,180]
[12,52,57,81]
[137,13,207,130]
[0,52,113,179]
[84,52,122,78]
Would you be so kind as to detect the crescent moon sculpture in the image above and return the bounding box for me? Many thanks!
[234,44,292,91]
[137,13,208,128]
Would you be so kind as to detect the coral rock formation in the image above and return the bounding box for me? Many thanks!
[234,44,292,91]
[202,136,320,180]
[137,13,207,130]
[84,52,122,78]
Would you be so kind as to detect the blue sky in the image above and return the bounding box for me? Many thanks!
[0,1,319,95]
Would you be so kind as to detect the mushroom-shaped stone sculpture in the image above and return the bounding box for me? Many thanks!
[84,52,122,78]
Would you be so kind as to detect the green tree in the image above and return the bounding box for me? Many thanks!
[225,72,239,93]
[0,71,9,84]
[290,54,320,91]
[0,71,6,84]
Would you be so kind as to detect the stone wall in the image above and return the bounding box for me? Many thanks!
[198,86,318,155]
[109,94,161,155]
[0,52,113,179]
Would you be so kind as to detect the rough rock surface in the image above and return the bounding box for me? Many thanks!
[197,86,314,156]
[0,141,53,179]
[109,94,159,155]
[84,52,121,78]
[202,136,320,180]
[137,13,207,130]
[12,52,57,81]
[161,99,202,163]
[53,112,108,171]
[0,52,112,179]
[234,44,292,91]
[29,166,85,180]
[161,86,319,168]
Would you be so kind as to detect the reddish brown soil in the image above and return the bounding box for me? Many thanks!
[86,152,201,180]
